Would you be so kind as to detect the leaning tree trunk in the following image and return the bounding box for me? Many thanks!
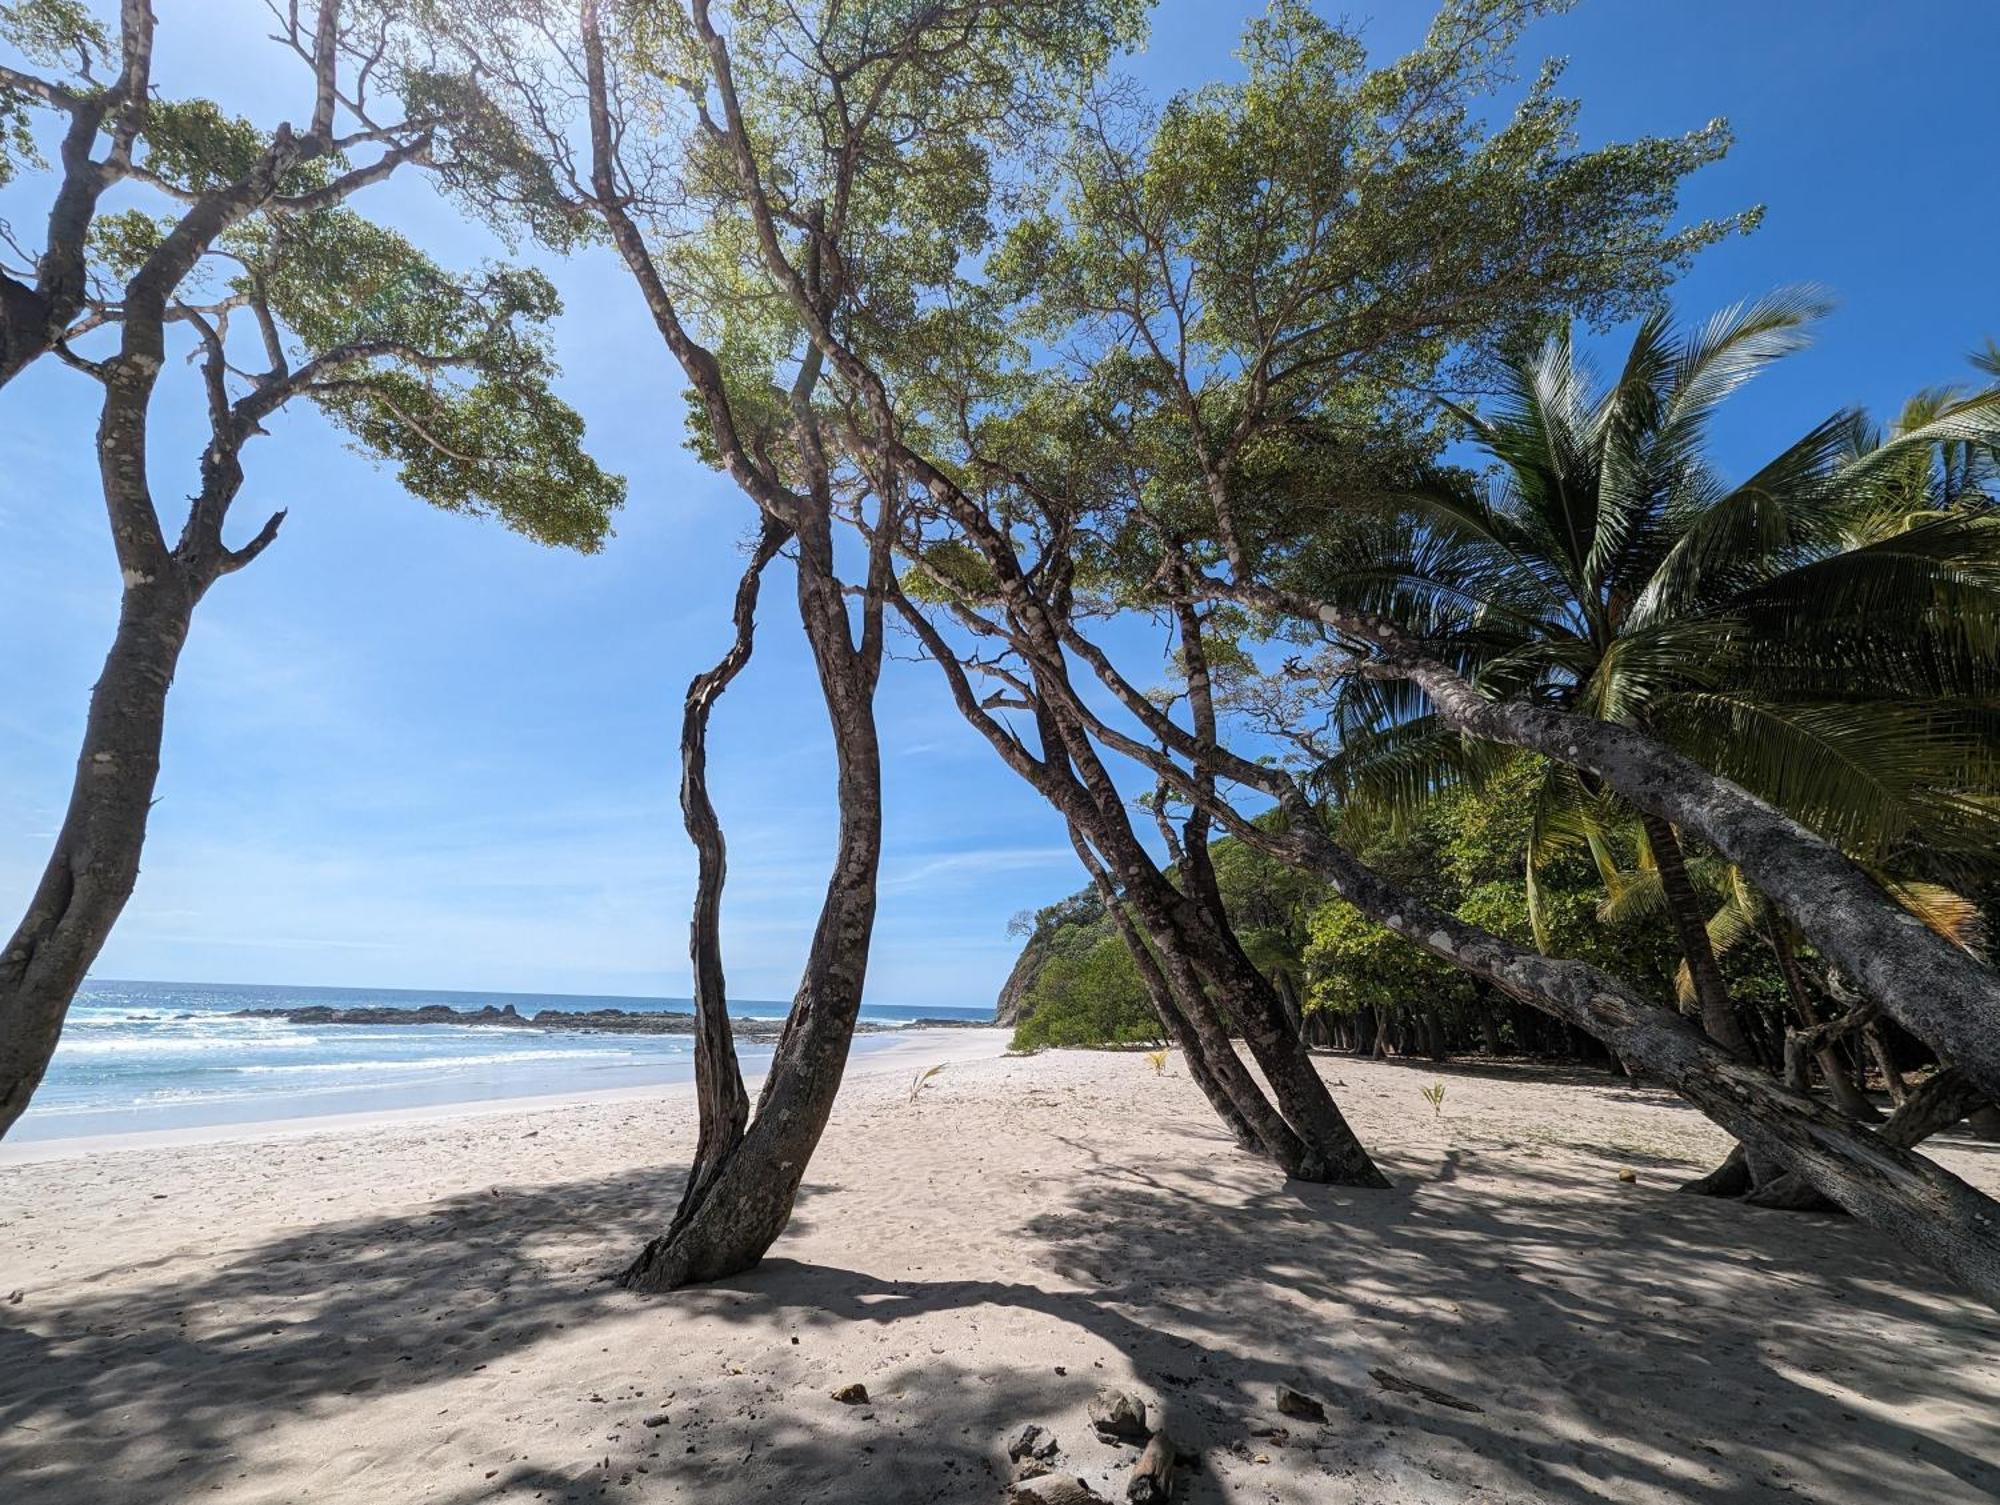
[1770,923,1880,1122]
[1865,1022,1910,1106]
[890,582,1375,1185]
[1638,812,1749,1057]
[621,525,883,1292]
[1060,739,1312,1174]
[1098,604,1383,1186]
[0,574,197,1137]
[1746,1068,1989,1209]
[1229,803,2000,1306]
[1214,584,2000,1101]
[1355,643,2000,1104]
[1073,834,1265,1158]
[1068,770,1387,1187]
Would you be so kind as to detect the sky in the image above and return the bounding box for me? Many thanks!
[2,1,1996,1007]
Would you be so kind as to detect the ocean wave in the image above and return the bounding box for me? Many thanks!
[225,1048,645,1074]
[54,1033,322,1058]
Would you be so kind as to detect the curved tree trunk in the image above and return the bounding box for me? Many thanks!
[0,575,196,1137]
[888,583,1382,1186]
[659,522,787,1236]
[1359,643,2000,1103]
[621,517,884,1292]
[1116,603,1383,1185]
[1746,1068,1988,1209]
[1865,1023,1910,1106]
[1638,812,1748,1056]
[1208,581,2000,1104]
[1062,732,1315,1175]
[1062,762,1385,1187]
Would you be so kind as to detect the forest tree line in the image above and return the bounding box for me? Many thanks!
[1003,756,1989,1129]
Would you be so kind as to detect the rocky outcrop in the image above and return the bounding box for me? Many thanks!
[226,1004,989,1038]
[995,928,1056,1028]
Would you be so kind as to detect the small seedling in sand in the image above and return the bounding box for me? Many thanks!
[1145,1048,1170,1076]
[1422,1081,1447,1118]
[910,1064,945,1103]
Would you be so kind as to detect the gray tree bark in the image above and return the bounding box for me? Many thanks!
[1201,580,2000,1108]
[621,513,885,1290]
[658,521,788,1237]
[0,577,195,1135]
[1237,804,2000,1307]
[889,584,1382,1186]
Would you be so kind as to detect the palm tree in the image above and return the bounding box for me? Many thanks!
[1305,295,2000,1058]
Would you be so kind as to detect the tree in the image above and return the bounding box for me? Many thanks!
[879,0,1751,1178]
[0,0,152,386]
[1308,301,2000,1064]
[990,0,2000,1111]
[0,0,621,1138]
[853,0,2000,1300]
[439,0,1144,1287]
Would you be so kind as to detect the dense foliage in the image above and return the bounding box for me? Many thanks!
[1006,748,1941,1063]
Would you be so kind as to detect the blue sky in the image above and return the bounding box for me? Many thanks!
[2,1,1995,1006]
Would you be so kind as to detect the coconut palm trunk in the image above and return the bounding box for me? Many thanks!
[1638,813,1751,1056]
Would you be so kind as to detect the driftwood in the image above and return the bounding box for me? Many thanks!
[1368,1366,1483,1413]
[1012,1477,1101,1505]
[1127,1428,1178,1504]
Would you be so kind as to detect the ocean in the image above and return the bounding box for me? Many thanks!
[15,979,994,1141]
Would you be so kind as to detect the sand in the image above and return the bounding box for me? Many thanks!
[2,1034,1996,1504]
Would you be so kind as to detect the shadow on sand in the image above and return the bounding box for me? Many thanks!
[3,1111,1997,1504]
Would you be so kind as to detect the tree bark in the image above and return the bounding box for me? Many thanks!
[1060,753,1319,1176]
[1769,924,1881,1122]
[887,584,1381,1185]
[1638,812,1748,1056]
[1074,836,1265,1158]
[1192,579,2000,1105]
[621,520,883,1291]
[1746,1069,1988,1209]
[0,575,196,1136]
[1351,633,2000,1103]
[658,522,787,1238]
[1865,1023,1909,1106]
[1108,603,1382,1185]
[1874,1069,1987,1148]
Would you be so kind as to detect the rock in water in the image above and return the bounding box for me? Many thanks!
[831,1383,869,1404]
[1088,1388,1148,1443]
[1274,1385,1327,1423]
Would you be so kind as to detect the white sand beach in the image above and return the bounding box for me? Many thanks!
[2,1040,1996,1504]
